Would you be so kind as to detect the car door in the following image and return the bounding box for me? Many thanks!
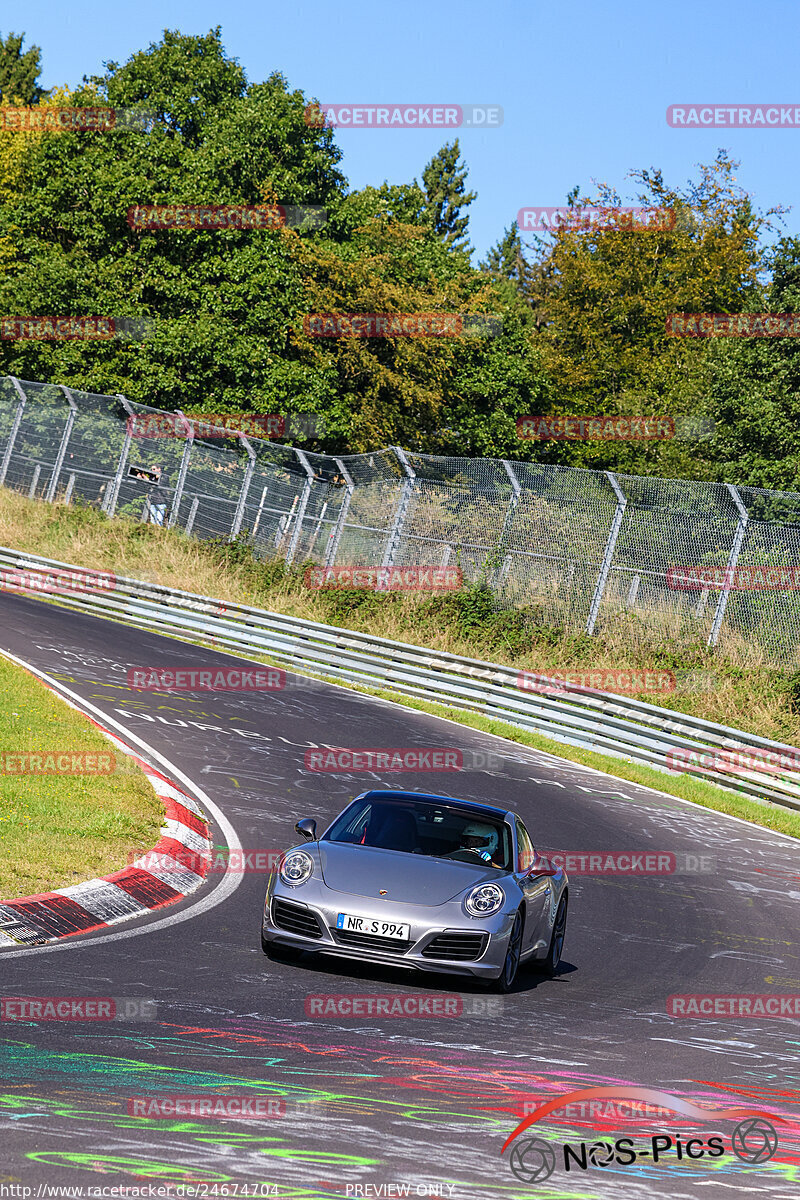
[515,818,552,952]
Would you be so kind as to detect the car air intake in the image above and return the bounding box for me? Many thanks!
[421,932,489,961]
[272,898,323,939]
[332,928,413,954]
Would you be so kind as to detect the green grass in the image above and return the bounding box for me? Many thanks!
[0,656,163,900]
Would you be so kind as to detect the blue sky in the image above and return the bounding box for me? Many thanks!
[12,0,800,260]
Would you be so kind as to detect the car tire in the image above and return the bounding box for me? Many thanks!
[538,894,567,978]
[494,908,524,993]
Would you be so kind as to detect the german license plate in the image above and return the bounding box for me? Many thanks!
[336,913,410,939]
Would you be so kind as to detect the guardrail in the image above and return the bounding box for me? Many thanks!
[1,544,798,813]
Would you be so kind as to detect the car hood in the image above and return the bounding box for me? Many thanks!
[317,841,502,905]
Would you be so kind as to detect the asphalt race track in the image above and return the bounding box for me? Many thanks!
[0,589,798,1199]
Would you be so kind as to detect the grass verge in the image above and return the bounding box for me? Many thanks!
[0,655,163,900]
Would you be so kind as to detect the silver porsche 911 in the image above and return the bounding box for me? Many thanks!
[261,789,569,992]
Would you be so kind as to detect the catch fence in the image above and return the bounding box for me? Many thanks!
[2,375,799,663]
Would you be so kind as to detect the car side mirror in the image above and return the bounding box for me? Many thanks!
[295,818,317,841]
[526,853,558,878]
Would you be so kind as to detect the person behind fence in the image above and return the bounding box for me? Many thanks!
[145,465,170,525]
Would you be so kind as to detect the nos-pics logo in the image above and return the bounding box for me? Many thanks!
[501,1087,783,1184]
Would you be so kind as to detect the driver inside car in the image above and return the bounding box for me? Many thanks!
[460,821,501,864]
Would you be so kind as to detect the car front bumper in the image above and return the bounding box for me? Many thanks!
[262,882,517,979]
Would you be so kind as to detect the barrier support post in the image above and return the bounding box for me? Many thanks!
[586,472,627,635]
[708,485,748,648]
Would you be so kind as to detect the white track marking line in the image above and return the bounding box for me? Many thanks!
[0,646,244,958]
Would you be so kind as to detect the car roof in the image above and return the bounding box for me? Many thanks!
[355,788,513,821]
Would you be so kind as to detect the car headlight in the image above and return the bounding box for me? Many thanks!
[464,882,505,917]
[280,850,314,887]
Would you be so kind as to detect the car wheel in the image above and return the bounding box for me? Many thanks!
[539,894,567,977]
[494,908,524,993]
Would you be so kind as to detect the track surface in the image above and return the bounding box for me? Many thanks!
[0,590,798,1198]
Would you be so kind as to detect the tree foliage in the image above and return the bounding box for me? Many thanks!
[420,140,476,254]
[0,32,47,105]
[0,30,794,486]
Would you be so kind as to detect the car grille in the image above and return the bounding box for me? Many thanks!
[421,932,489,961]
[272,898,323,939]
[331,928,414,954]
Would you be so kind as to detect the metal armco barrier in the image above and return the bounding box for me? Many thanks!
[1,545,799,813]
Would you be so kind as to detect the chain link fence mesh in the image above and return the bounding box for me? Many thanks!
[1,375,799,663]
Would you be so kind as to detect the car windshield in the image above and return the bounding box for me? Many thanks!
[322,797,512,870]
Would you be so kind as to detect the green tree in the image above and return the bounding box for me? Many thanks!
[86,26,247,145]
[0,31,345,420]
[0,28,535,457]
[420,140,476,254]
[524,153,772,476]
[702,236,800,491]
[0,32,47,105]
[482,223,527,283]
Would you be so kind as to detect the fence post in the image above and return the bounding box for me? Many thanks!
[585,471,627,635]
[492,460,521,586]
[185,496,199,536]
[252,486,269,538]
[27,464,41,499]
[103,394,135,516]
[285,448,315,566]
[625,573,641,609]
[229,434,255,539]
[707,484,748,648]
[0,377,27,486]
[381,447,416,570]
[167,412,194,529]
[46,386,79,502]
[324,458,354,566]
